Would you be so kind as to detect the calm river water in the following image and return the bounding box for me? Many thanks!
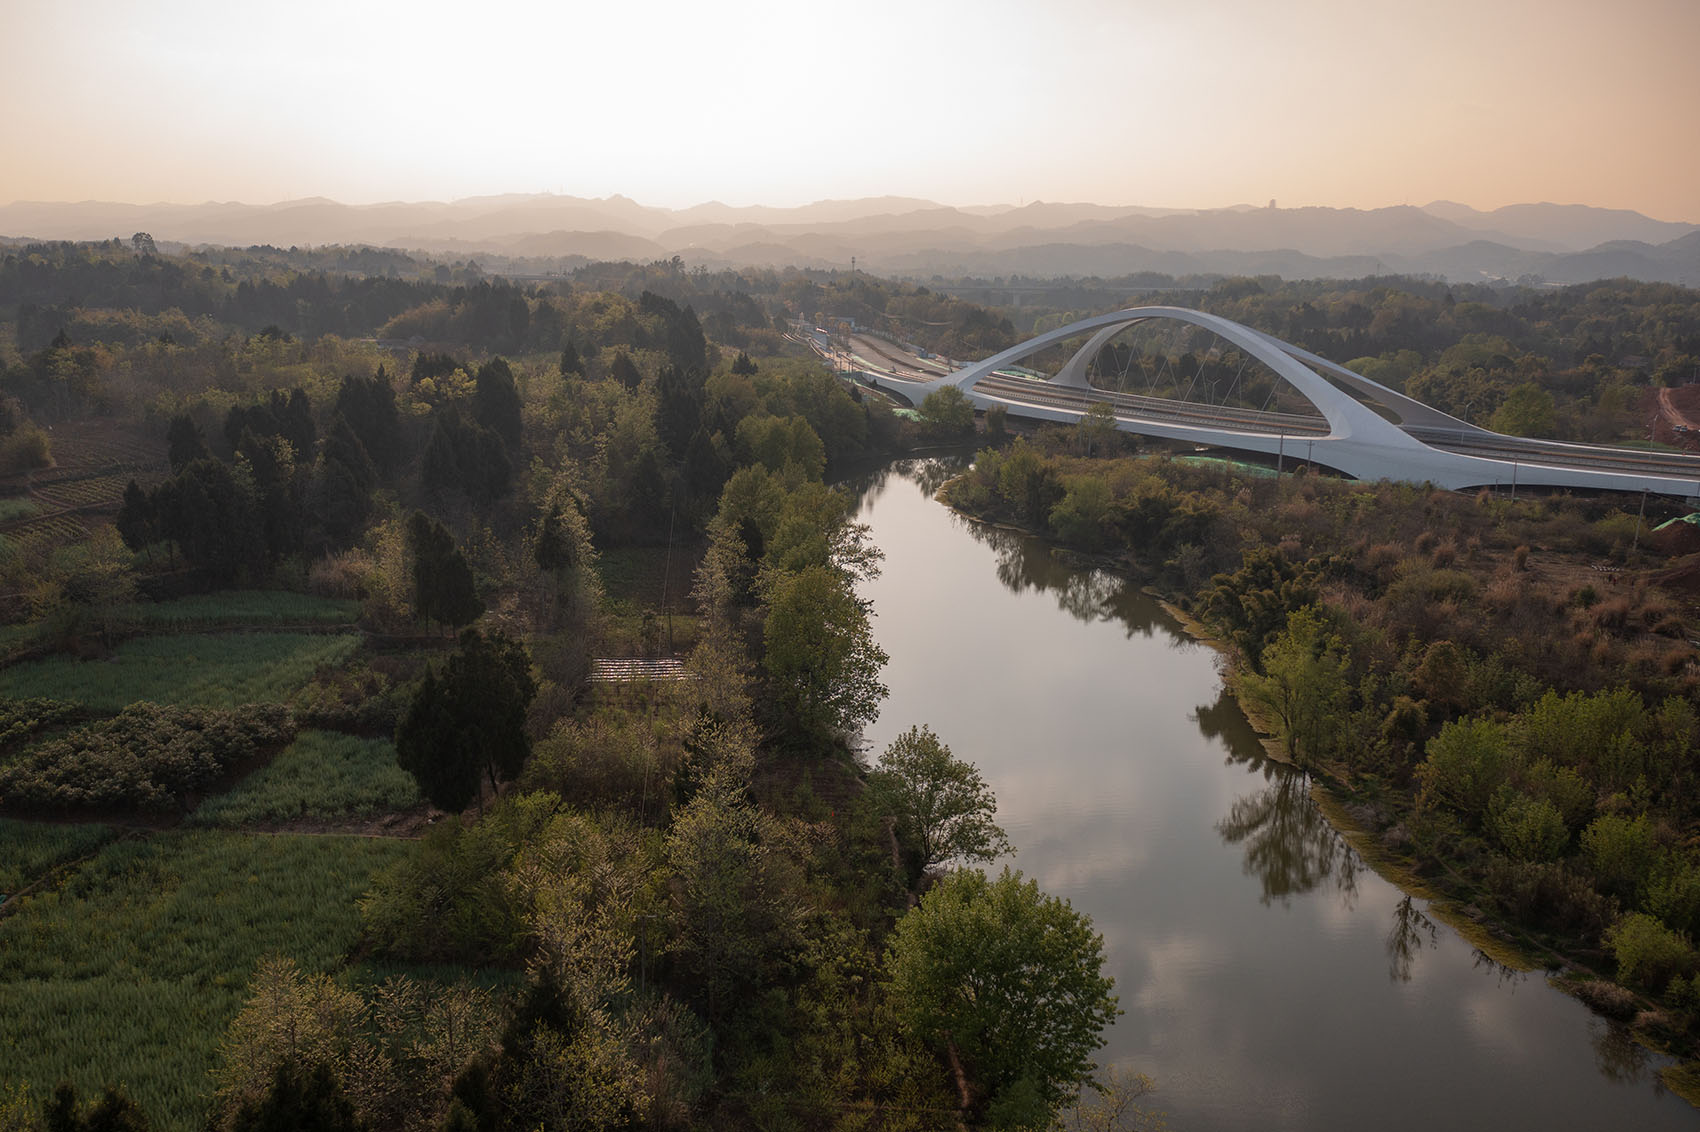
[852,459,1694,1132]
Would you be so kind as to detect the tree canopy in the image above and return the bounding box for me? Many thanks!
[869,725,1011,876]
[887,867,1119,1123]
[395,628,537,812]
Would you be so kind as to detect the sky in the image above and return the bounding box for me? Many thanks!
[3,0,1697,221]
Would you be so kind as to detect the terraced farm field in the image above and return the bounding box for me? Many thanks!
[30,472,131,512]
[0,512,88,555]
[35,419,166,474]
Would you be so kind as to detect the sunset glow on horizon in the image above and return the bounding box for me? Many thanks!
[4,0,1697,221]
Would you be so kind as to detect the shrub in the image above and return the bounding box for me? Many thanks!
[1417,717,1514,821]
[359,792,560,963]
[1488,789,1569,862]
[1646,857,1700,937]
[1581,812,1659,908]
[1606,912,1696,994]
[1483,856,1612,937]
[0,703,293,813]
[0,425,51,475]
[522,712,664,815]
[0,697,81,752]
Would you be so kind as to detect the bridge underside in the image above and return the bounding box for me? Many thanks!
[897,307,1700,500]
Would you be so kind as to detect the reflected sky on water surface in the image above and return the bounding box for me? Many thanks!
[854,460,1693,1132]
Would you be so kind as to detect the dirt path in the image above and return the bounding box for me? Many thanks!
[1658,387,1700,432]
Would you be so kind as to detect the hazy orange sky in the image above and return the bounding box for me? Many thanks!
[3,0,1697,220]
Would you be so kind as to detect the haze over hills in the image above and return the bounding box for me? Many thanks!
[2,194,1696,286]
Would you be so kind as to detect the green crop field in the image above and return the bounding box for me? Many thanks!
[189,730,419,828]
[0,819,115,896]
[114,590,361,630]
[0,632,361,710]
[0,830,415,1131]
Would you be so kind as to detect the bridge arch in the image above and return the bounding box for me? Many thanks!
[893,307,1700,498]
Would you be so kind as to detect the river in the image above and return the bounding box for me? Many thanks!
[851,458,1694,1132]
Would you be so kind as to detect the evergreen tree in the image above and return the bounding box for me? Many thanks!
[411,352,462,385]
[230,1063,362,1132]
[165,413,208,473]
[115,479,156,552]
[236,429,303,563]
[395,628,536,811]
[655,362,704,461]
[558,339,583,377]
[279,387,316,455]
[395,667,478,812]
[223,401,277,456]
[311,414,377,549]
[406,510,483,631]
[332,371,400,475]
[153,458,265,580]
[608,350,641,391]
[44,1082,151,1132]
[473,356,523,448]
[422,413,511,505]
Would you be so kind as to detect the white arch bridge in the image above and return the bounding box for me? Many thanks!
[874,306,1700,499]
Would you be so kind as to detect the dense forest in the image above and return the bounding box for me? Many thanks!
[4,235,1700,1126]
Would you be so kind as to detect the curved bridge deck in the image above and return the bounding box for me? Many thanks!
[851,306,1700,499]
[969,373,1330,437]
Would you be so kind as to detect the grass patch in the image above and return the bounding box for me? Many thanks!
[189,730,419,828]
[0,819,116,896]
[596,609,703,657]
[114,591,360,629]
[0,830,415,1131]
[596,544,701,608]
[0,632,360,711]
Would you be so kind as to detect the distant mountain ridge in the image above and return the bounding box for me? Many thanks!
[2,194,1695,285]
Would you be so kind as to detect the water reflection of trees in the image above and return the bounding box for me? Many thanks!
[847,455,971,511]
[1386,896,1438,982]
[1591,1019,1658,1087]
[1202,686,1364,910]
[963,519,1167,638]
[1213,760,1363,910]
[1193,686,1252,749]
[1470,948,1526,989]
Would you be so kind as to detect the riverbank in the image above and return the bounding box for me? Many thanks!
[863,458,1700,1127]
[932,456,1700,1104]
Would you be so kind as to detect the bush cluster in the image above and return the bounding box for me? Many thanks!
[0,702,293,813]
[0,697,81,751]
